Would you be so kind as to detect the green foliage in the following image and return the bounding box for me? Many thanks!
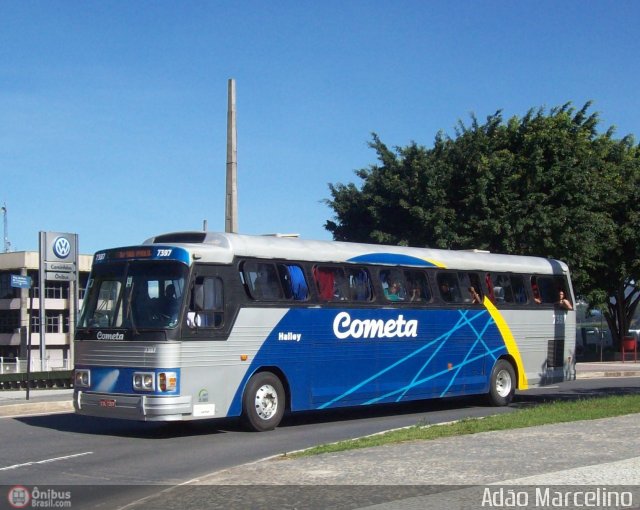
[325,102,640,343]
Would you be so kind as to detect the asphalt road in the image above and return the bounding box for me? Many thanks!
[1,377,639,509]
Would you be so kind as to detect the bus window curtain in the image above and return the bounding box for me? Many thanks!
[314,267,335,301]
[288,265,309,301]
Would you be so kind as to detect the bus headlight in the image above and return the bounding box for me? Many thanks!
[158,372,177,392]
[133,372,155,391]
[74,369,90,388]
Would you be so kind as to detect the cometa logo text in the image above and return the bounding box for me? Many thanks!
[97,331,125,340]
[333,312,418,340]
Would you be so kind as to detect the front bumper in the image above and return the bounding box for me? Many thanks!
[74,391,192,421]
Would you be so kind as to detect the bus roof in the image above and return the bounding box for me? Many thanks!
[140,231,569,276]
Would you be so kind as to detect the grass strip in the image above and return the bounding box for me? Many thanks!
[288,394,640,458]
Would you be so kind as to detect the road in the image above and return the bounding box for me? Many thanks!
[1,377,639,509]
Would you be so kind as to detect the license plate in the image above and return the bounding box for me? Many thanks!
[99,399,116,408]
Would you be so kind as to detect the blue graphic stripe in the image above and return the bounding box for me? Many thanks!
[395,311,473,402]
[365,345,506,405]
[317,309,489,409]
[439,313,496,397]
[347,253,438,267]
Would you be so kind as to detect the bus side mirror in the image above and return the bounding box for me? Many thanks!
[186,311,200,329]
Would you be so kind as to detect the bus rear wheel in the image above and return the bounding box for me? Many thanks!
[241,371,285,432]
[488,359,516,406]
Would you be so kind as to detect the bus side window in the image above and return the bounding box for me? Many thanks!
[491,274,514,303]
[188,276,223,328]
[346,267,373,302]
[404,270,431,302]
[278,264,309,301]
[531,276,542,304]
[511,276,528,304]
[314,266,348,301]
[436,273,462,303]
[380,269,407,301]
[243,261,284,301]
[458,272,483,304]
[532,276,557,304]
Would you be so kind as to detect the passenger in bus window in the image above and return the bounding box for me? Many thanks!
[439,282,454,302]
[408,281,423,302]
[468,274,484,302]
[385,281,403,301]
[557,290,573,310]
[469,286,482,304]
[531,279,542,304]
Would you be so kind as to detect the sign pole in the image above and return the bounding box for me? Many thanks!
[39,232,46,371]
[26,290,33,400]
[10,274,33,400]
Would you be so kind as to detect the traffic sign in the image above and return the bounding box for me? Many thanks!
[10,275,32,288]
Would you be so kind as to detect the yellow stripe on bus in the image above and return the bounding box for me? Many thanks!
[483,296,528,390]
[424,259,447,268]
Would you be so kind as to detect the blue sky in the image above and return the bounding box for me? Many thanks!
[1,1,638,254]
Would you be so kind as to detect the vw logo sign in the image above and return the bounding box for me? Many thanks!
[53,237,71,259]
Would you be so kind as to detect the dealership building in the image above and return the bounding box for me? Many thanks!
[0,250,92,369]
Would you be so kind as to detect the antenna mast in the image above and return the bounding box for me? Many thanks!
[1,203,9,253]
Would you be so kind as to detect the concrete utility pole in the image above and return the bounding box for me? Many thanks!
[225,78,238,233]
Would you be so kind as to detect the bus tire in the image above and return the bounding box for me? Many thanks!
[488,359,515,406]
[241,371,285,432]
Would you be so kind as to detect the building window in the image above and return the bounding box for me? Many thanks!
[0,273,18,299]
[45,282,69,300]
[31,312,40,333]
[46,312,60,334]
[0,310,20,333]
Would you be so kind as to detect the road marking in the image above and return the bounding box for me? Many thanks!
[0,451,93,471]
[117,478,201,509]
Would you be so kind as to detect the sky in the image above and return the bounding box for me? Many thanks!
[1,1,639,255]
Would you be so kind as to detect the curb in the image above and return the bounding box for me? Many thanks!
[0,400,73,418]
[577,371,640,379]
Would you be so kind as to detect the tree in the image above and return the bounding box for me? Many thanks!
[325,102,640,346]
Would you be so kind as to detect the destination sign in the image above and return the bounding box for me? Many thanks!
[93,246,192,265]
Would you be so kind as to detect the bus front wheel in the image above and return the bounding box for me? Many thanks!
[488,359,516,406]
[241,372,285,432]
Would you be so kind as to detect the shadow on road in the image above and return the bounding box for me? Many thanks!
[14,395,484,439]
[14,382,640,438]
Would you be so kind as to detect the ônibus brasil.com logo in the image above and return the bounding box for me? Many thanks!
[7,486,72,508]
[7,486,29,509]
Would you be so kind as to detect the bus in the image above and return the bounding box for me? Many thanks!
[74,231,576,431]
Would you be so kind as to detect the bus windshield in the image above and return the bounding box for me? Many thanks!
[79,261,188,331]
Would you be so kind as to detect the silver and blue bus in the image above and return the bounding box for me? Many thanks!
[74,231,576,431]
